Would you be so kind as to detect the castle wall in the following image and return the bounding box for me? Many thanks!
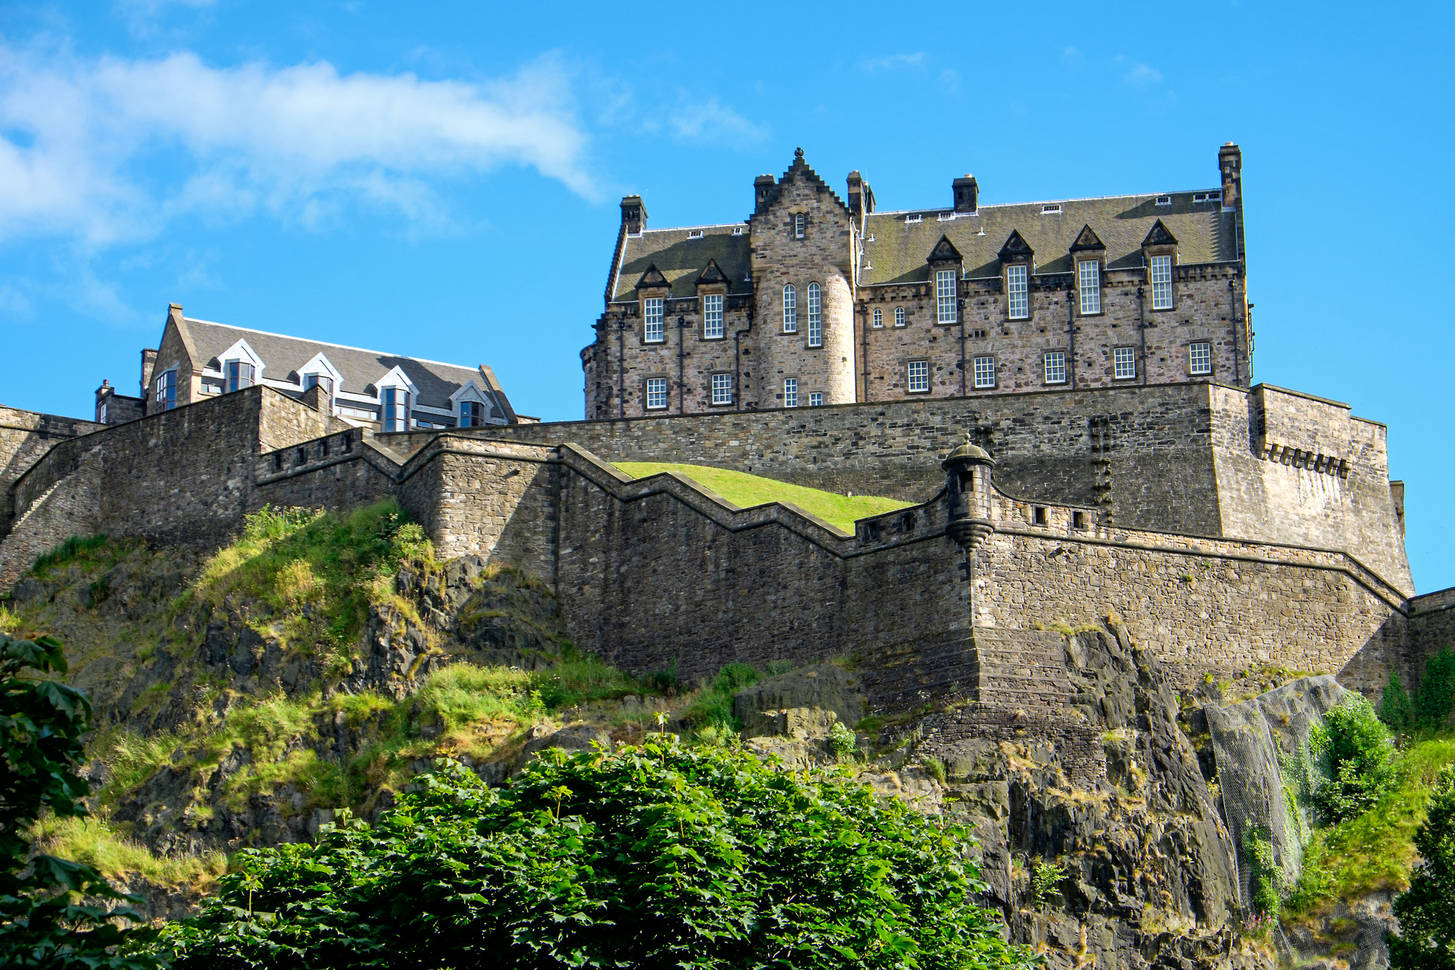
[0,406,100,531]
[253,429,396,513]
[1407,588,1455,688]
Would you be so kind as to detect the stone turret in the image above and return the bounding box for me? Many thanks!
[942,435,994,551]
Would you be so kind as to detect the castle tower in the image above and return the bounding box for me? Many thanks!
[746,148,857,409]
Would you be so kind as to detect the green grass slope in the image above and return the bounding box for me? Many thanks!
[612,461,911,532]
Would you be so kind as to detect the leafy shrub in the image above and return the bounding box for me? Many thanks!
[1242,827,1283,919]
[1415,647,1455,731]
[154,743,1034,969]
[1030,859,1066,909]
[1380,670,1415,733]
[826,720,856,758]
[1310,696,1396,824]
[1388,766,1455,969]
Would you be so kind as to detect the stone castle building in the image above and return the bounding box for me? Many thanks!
[584,144,1247,417]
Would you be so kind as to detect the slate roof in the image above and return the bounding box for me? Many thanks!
[610,226,751,302]
[861,191,1236,285]
[173,316,511,416]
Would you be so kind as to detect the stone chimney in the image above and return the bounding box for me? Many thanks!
[754,175,777,215]
[952,175,978,214]
[846,171,875,218]
[1219,143,1242,211]
[620,196,646,235]
[139,347,159,395]
[95,380,113,423]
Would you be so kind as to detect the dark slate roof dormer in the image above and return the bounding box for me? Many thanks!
[636,264,669,292]
[927,234,963,265]
[998,230,1034,263]
[1069,224,1106,253]
[1142,219,1179,248]
[696,258,730,287]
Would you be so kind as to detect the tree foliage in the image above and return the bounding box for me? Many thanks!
[1379,670,1414,734]
[1415,647,1455,731]
[1310,696,1396,825]
[0,632,155,969]
[155,741,1034,970]
[1389,766,1455,969]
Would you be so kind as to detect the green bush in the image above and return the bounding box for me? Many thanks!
[826,720,856,758]
[1415,647,1455,731]
[1388,766,1455,969]
[1243,827,1283,919]
[1380,670,1415,733]
[1310,696,1396,825]
[154,743,1034,969]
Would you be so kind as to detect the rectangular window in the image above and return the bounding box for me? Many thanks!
[794,213,806,238]
[1189,341,1212,375]
[1007,264,1029,320]
[645,377,668,410]
[710,372,733,405]
[1150,254,1173,310]
[644,297,664,343]
[380,386,410,431]
[808,392,824,407]
[154,370,176,410]
[783,378,798,408]
[703,294,724,339]
[225,360,255,392]
[1043,351,1067,385]
[973,355,996,389]
[936,268,957,323]
[1078,260,1101,315]
[1114,346,1137,380]
[459,400,484,427]
[906,360,930,393]
[807,283,822,347]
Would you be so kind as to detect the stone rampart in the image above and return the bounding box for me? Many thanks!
[1408,588,1455,689]
[0,406,100,536]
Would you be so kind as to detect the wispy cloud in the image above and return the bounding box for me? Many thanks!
[858,52,927,72]
[1114,55,1164,87]
[0,43,596,246]
[596,83,767,145]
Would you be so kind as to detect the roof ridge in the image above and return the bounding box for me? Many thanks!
[179,317,482,375]
[868,187,1225,218]
[640,222,749,234]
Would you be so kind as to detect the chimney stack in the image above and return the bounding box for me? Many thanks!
[952,175,978,214]
[754,175,777,215]
[1218,143,1241,211]
[620,195,646,235]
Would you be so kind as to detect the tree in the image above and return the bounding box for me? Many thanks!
[1389,767,1455,969]
[0,632,156,969]
[1310,696,1396,824]
[1379,670,1414,733]
[156,740,1034,970]
[1415,647,1455,730]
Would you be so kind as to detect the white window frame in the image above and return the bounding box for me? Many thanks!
[223,359,256,392]
[154,369,176,410]
[935,269,957,323]
[703,293,724,339]
[1007,264,1029,320]
[644,297,665,343]
[710,372,733,406]
[1043,351,1067,385]
[894,306,906,328]
[1114,346,1137,380]
[1150,254,1173,310]
[783,378,798,408]
[782,284,798,333]
[806,282,822,347]
[1078,260,1101,315]
[380,386,411,431]
[808,392,824,407]
[872,308,883,329]
[1189,341,1213,376]
[645,377,668,410]
[794,213,806,239]
[973,355,996,389]
[906,359,930,394]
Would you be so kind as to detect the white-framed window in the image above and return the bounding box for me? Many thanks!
[806,282,822,347]
[703,293,724,339]
[783,378,799,408]
[973,355,996,389]
[224,360,256,393]
[906,359,930,393]
[644,297,665,343]
[710,372,733,405]
[794,213,806,239]
[936,268,957,323]
[1114,346,1137,380]
[1189,341,1212,376]
[154,369,176,411]
[303,372,334,400]
[808,392,824,407]
[645,377,668,410]
[783,284,797,333]
[459,400,484,427]
[1007,264,1029,320]
[1150,254,1173,310]
[1078,260,1101,315]
[894,306,906,327]
[1043,351,1067,385]
[380,386,411,431]
[872,308,883,329]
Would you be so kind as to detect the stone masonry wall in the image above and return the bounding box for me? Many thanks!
[1408,588,1455,689]
[0,406,100,535]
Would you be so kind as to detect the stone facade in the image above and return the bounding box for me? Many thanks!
[586,144,1250,419]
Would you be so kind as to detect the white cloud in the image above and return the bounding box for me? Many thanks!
[858,52,927,72]
[1114,55,1164,87]
[667,97,767,143]
[0,44,596,246]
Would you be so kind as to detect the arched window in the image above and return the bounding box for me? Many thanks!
[872,308,883,329]
[894,306,906,327]
[806,283,822,347]
[782,284,797,333]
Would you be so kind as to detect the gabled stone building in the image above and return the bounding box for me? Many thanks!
[95,304,519,432]
[584,144,1248,417]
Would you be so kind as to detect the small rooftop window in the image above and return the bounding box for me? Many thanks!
[1041,203,1062,214]
[1155,195,1172,206]
[1193,191,1221,204]
[904,214,922,224]
[731,226,745,235]
[687,230,704,239]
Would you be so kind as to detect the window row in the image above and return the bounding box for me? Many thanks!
[643,293,729,343]
[781,378,825,408]
[870,306,908,328]
[644,373,739,410]
[898,341,1214,394]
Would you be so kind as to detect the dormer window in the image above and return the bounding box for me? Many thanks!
[224,359,255,392]
[303,373,334,399]
[644,297,665,343]
[794,213,806,239]
[154,369,176,411]
[783,284,798,333]
[380,386,411,432]
[935,269,957,324]
[459,400,485,427]
[1006,264,1029,320]
[703,293,724,339]
[1077,260,1101,315]
[1150,255,1173,310]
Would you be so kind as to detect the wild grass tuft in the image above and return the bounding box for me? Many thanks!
[31,815,225,890]
[681,662,763,731]
[31,534,114,574]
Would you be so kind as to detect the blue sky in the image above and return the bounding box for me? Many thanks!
[2,1,1452,592]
